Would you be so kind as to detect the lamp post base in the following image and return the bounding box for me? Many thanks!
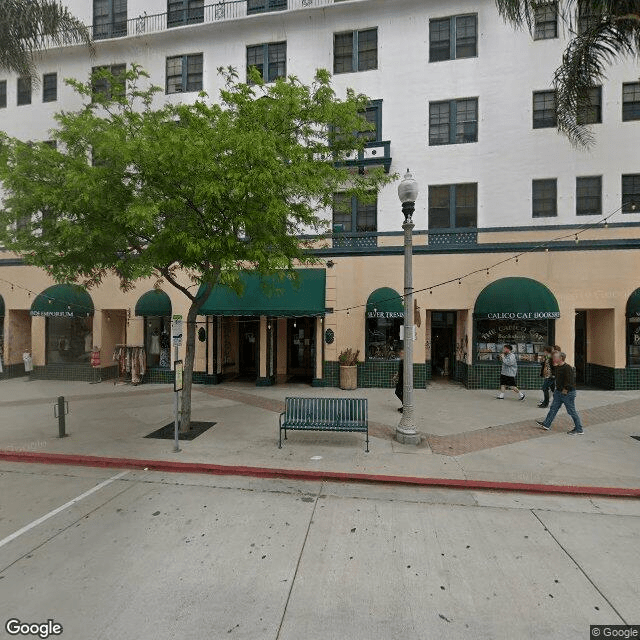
[395,428,421,445]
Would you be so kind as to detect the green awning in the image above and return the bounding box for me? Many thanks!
[198,269,326,317]
[627,288,640,317]
[135,290,172,317]
[366,287,404,319]
[0,294,4,317]
[474,277,560,320]
[30,284,94,318]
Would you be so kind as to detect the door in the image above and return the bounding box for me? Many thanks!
[574,310,587,383]
[287,317,315,381]
[431,311,456,377]
[239,319,259,378]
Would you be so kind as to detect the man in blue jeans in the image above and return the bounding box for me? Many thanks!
[536,351,584,434]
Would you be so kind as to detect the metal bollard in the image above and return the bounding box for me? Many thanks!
[54,396,69,438]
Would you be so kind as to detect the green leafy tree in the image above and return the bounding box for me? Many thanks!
[0,65,392,431]
[0,0,91,81]
[495,0,640,146]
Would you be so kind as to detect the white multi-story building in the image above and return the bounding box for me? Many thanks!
[1,0,639,390]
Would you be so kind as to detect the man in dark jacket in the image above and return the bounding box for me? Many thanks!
[395,349,404,412]
[536,351,584,434]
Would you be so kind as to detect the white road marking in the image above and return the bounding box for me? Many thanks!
[0,471,129,549]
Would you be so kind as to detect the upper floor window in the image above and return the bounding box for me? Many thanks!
[429,14,477,62]
[93,0,127,39]
[576,176,602,216]
[167,0,204,27]
[42,73,57,103]
[428,183,477,229]
[246,42,286,83]
[533,90,557,128]
[534,2,558,39]
[622,174,640,213]
[623,82,640,122]
[577,1,600,34]
[532,178,557,217]
[576,86,602,125]
[332,193,377,244]
[17,77,31,106]
[92,64,126,100]
[359,100,382,142]
[429,98,478,145]
[0,80,6,109]
[334,28,378,74]
[247,0,286,15]
[166,54,203,94]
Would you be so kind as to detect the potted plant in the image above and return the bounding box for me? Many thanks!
[338,348,359,390]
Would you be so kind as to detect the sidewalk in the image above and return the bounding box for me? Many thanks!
[1,377,639,493]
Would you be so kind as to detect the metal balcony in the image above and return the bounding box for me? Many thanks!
[341,140,392,174]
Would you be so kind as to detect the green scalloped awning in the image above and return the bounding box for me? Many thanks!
[0,294,4,317]
[627,288,640,317]
[30,284,94,318]
[366,287,404,319]
[474,277,560,320]
[135,290,172,317]
[198,269,326,317]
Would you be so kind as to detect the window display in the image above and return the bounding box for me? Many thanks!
[628,317,640,366]
[475,319,552,363]
[46,316,93,364]
[144,316,171,368]
[366,315,402,360]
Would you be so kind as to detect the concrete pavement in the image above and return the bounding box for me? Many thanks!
[0,378,639,491]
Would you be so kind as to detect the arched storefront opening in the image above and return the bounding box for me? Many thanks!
[135,290,172,369]
[30,284,94,365]
[473,277,560,364]
[626,288,640,367]
[366,287,404,361]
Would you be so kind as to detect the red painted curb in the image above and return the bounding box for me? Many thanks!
[1,450,638,498]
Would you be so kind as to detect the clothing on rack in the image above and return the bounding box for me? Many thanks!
[112,345,146,383]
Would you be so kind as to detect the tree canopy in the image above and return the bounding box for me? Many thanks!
[495,0,640,146]
[0,64,393,429]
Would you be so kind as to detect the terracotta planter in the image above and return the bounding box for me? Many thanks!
[339,365,358,390]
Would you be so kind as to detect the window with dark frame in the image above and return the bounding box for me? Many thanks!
[532,179,557,217]
[577,0,600,34]
[333,28,378,74]
[166,54,203,93]
[428,183,478,230]
[429,98,478,145]
[167,0,204,27]
[17,77,31,105]
[332,193,377,234]
[93,0,127,39]
[92,64,126,100]
[246,42,286,83]
[358,101,382,142]
[534,2,558,39]
[576,176,602,216]
[533,90,557,128]
[576,86,602,125]
[429,14,477,62]
[623,82,640,121]
[622,174,640,213]
[247,0,286,15]
[42,73,57,102]
[0,80,6,109]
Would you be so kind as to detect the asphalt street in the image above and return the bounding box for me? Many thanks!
[0,461,638,640]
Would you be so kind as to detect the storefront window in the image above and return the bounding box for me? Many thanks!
[46,316,93,364]
[628,317,640,366]
[145,316,171,368]
[366,314,402,360]
[475,319,553,363]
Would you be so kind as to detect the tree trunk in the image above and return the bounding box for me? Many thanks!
[180,283,213,433]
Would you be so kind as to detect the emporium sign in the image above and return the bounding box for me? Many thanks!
[367,311,404,319]
[480,312,560,320]
[30,311,75,317]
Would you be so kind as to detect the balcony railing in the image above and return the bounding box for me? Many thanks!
[428,230,478,246]
[84,0,347,42]
[332,230,378,249]
[341,140,392,174]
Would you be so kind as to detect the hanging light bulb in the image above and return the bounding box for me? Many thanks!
[515,257,519,263]
[486,269,490,276]
[347,309,350,316]
[575,235,579,243]
[429,289,433,295]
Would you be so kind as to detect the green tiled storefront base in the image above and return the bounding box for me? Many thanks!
[0,363,26,380]
[143,369,219,385]
[321,361,428,389]
[586,363,640,390]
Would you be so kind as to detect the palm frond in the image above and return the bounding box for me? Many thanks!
[0,0,92,80]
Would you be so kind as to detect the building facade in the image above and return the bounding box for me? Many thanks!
[1,0,640,389]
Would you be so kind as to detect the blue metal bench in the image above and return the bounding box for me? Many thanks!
[279,397,369,452]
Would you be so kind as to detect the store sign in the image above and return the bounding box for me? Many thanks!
[482,312,560,320]
[367,311,404,319]
[30,311,75,317]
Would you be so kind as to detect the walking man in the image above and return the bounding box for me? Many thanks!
[536,351,584,434]
[538,346,555,408]
[496,344,525,401]
[394,349,404,413]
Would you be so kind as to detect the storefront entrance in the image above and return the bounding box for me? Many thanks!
[239,319,260,379]
[575,310,587,383]
[287,317,315,382]
[431,311,456,377]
